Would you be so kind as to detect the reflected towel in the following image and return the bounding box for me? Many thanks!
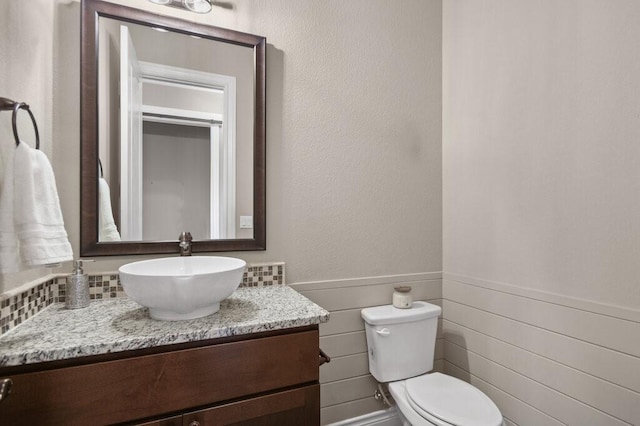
[99,177,121,241]
[13,143,73,266]
[0,145,20,272]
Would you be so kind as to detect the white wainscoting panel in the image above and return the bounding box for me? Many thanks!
[443,275,640,426]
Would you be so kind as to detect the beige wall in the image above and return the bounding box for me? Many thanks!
[2,2,442,422]
[443,1,640,424]
[0,0,56,292]
[0,0,442,294]
[81,0,443,282]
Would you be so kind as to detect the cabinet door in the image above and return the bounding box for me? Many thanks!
[0,330,318,425]
[183,385,320,426]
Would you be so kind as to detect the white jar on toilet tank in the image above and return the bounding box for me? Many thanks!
[392,285,412,309]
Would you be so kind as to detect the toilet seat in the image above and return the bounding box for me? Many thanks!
[404,373,503,426]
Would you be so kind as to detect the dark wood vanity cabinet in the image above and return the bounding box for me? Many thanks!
[0,326,320,426]
[141,386,319,426]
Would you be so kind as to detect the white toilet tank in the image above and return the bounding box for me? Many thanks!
[362,301,441,383]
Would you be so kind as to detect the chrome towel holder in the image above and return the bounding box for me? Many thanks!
[0,97,40,149]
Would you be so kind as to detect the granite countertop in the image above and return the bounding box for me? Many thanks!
[0,286,329,367]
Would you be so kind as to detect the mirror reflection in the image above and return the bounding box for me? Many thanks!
[81,0,266,256]
[97,17,254,242]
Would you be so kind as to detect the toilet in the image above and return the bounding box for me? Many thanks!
[361,302,504,426]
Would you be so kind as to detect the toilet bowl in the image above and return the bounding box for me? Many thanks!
[388,373,503,426]
[361,302,504,426]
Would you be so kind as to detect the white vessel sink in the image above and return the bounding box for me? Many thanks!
[119,256,246,321]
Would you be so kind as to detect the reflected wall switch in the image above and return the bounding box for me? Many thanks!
[240,216,253,229]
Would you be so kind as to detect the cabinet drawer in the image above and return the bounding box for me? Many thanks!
[184,384,320,426]
[0,330,319,425]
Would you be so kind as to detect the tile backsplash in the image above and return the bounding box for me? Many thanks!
[0,279,55,334]
[243,262,285,287]
[0,262,285,336]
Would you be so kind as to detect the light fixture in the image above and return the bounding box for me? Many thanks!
[148,0,212,14]
[183,0,212,14]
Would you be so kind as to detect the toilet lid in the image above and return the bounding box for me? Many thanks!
[405,373,503,426]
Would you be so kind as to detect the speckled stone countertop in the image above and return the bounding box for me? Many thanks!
[0,286,329,367]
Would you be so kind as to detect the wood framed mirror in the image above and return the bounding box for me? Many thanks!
[80,0,265,256]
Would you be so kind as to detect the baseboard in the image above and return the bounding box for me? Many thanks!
[326,407,402,426]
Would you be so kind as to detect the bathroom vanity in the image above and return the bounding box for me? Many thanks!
[0,286,329,425]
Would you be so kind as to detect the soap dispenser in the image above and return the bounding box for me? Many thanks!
[66,260,91,309]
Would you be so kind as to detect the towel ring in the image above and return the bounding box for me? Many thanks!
[1,97,40,149]
[12,102,40,149]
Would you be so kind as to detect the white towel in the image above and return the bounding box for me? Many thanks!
[0,145,21,273]
[99,177,121,241]
[13,142,73,267]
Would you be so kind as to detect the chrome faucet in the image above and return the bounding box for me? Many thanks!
[178,232,193,256]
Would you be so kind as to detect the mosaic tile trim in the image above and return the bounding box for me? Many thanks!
[0,262,285,336]
[0,279,56,335]
[242,262,286,287]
